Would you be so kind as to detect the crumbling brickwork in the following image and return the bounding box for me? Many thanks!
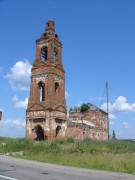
[67,104,108,140]
[26,20,67,140]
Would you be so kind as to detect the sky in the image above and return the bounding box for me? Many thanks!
[0,0,135,139]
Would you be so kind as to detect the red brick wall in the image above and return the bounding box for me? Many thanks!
[68,109,108,140]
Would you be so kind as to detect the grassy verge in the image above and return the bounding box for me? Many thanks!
[0,137,135,174]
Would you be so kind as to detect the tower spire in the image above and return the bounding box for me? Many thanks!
[35,20,62,64]
[45,20,55,34]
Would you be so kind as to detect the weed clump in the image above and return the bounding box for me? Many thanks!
[66,137,74,143]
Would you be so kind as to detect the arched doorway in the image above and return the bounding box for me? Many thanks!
[56,126,61,137]
[34,125,44,140]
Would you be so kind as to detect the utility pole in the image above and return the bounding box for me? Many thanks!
[106,81,109,140]
[0,111,2,121]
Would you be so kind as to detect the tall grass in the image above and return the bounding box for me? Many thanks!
[0,137,135,174]
[76,138,135,153]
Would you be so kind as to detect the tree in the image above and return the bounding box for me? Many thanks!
[69,107,73,112]
[80,103,90,113]
[112,129,116,140]
[31,61,35,66]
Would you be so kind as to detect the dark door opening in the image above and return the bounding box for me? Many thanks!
[56,126,61,137]
[35,125,44,140]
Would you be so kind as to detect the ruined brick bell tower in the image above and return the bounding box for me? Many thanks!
[26,20,67,140]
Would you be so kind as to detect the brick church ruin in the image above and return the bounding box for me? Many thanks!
[26,20,67,140]
[26,20,108,141]
[66,104,108,141]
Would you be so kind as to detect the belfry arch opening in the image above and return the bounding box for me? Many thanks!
[38,81,45,101]
[34,125,44,140]
[54,48,58,61]
[55,82,59,92]
[41,46,48,61]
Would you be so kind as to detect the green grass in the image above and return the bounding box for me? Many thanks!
[0,137,135,174]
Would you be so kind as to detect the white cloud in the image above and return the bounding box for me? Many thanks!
[13,95,28,109]
[15,98,28,109]
[109,114,116,120]
[101,102,111,112]
[65,91,70,98]
[109,121,114,125]
[12,95,18,101]
[101,96,135,113]
[123,122,131,129]
[0,119,25,127]
[5,60,32,90]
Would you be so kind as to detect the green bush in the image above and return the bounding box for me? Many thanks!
[80,103,90,112]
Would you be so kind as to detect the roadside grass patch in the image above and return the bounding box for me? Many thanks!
[0,137,135,174]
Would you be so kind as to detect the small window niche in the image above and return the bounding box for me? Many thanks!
[55,82,59,92]
[41,46,48,61]
[38,81,45,101]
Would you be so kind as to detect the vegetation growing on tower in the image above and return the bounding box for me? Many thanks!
[80,103,90,112]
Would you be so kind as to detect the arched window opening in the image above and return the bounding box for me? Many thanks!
[34,125,44,140]
[38,81,45,101]
[55,82,59,92]
[55,34,58,38]
[41,46,48,61]
[56,126,61,137]
[54,51,57,61]
[54,48,58,61]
